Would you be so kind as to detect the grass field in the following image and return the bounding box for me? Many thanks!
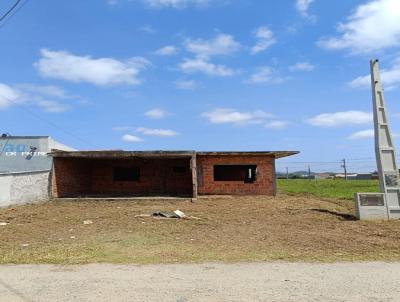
[277,179,379,200]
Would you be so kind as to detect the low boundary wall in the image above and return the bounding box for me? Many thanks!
[0,170,50,207]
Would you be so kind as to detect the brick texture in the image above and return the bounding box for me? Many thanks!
[197,155,276,195]
[52,158,92,198]
[52,155,276,197]
[52,158,192,198]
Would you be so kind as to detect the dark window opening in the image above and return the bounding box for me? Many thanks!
[113,167,140,181]
[173,166,188,173]
[214,165,257,183]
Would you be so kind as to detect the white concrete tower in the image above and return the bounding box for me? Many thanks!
[371,59,400,219]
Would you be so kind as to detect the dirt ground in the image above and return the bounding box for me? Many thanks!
[1,194,400,264]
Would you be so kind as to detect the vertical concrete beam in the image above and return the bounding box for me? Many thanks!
[48,161,55,199]
[272,158,277,196]
[190,155,198,199]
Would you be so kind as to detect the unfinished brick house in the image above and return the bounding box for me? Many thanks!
[50,150,298,198]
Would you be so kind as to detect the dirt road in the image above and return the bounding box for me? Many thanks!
[1,262,399,301]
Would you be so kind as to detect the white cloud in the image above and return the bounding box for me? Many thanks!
[289,61,315,72]
[144,0,208,8]
[265,120,290,129]
[306,111,372,127]
[348,129,374,139]
[138,25,156,34]
[145,108,168,119]
[36,100,70,113]
[122,134,143,142]
[136,127,179,136]
[35,49,150,86]
[0,83,72,113]
[155,45,178,56]
[317,0,400,54]
[175,80,198,90]
[184,33,241,58]
[22,84,80,113]
[113,126,133,131]
[251,26,276,54]
[17,84,71,99]
[296,0,315,17]
[179,33,239,77]
[0,83,22,109]
[349,57,400,90]
[247,67,287,84]
[179,58,236,77]
[348,75,370,89]
[202,108,273,125]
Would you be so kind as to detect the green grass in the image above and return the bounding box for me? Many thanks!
[277,179,380,200]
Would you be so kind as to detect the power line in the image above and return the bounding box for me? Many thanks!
[0,134,11,157]
[4,97,97,149]
[0,0,29,29]
[0,0,23,23]
[279,158,387,165]
[347,157,375,161]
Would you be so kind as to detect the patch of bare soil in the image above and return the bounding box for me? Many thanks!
[1,195,400,264]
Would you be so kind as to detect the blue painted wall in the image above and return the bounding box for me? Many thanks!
[0,137,52,173]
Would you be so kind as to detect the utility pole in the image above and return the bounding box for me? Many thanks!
[286,167,289,179]
[341,159,348,181]
[371,59,400,218]
[308,165,311,181]
[354,59,400,220]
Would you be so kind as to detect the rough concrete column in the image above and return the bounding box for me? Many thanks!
[190,155,198,199]
[272,158,277,196]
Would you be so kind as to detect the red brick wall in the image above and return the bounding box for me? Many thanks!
[197,155,276,195]
[52,157,192,197]
[52,155,276,197]
[52,158,92,197]
[90,158,192,196]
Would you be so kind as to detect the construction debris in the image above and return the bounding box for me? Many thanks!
[174,210,186,218]
[83,220,93,225]
[152,211,180,219]
[135,210,201,220]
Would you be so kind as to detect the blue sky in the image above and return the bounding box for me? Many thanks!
[1,0,400,173]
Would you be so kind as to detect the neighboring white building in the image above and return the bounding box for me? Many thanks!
[0,135,75,207]
[334,173,358,180]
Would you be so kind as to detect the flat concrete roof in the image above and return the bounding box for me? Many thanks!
[49,150,299,159]
[197,151,299,158]
[49,150,196,158]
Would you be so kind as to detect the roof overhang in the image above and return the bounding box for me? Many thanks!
[197,151,299,159]
[49,150,196,159]
[49,150,299,159]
